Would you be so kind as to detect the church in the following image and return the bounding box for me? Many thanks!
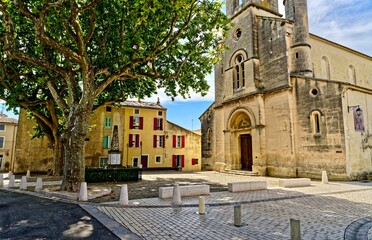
[200,0,372,179]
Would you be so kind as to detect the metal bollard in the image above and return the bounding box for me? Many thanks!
[199,196,205,215]
[234,205,242,227]
[290,218,301,240]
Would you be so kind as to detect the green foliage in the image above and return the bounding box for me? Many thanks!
[85,167,141,183]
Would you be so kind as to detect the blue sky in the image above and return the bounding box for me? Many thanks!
[2,0,372,129]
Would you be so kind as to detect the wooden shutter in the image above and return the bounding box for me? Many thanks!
[162,135,165,148]
[173,135,176,148]
[139,117,144,129]
[181,155,185,168]
[154,118,158,130]
[160,118,163,130]
[153,135,157,148]
[181,136,185,148]
[135,134,140,147]
[103,136,107,148]
[129,116,134,129]
[172,155,177,167]
[129,134,133,147]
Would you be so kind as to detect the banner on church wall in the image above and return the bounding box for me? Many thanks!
[353,107,365,132]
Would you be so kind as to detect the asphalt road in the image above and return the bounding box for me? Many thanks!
[0,190,119,240]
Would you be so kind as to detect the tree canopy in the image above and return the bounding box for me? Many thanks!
[0,0,229,191]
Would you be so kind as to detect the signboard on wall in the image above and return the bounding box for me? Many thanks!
[353,107,365,132]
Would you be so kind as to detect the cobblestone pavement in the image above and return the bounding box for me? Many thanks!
[93,172,372,240]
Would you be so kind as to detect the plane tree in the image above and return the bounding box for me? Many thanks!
[0,0,229,191]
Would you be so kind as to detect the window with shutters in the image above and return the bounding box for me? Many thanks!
[172,155,184,168]
[192,158,199,165]
[104,117,112,129]
[154,118,163,130]
[130,116,143,129]
[129,134,140,147]
[103,136,110,149]
[153,135,165,148]
[0,136,4,148]
[173,135,185,148]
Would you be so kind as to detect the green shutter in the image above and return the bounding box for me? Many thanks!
[105,118,112,128]
[103,136,111,149]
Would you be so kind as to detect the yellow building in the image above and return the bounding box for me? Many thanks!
[0,113,18,172]
[15,101,201,173]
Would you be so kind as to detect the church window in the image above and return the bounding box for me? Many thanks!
[234,28,242,40]
[207,128,212,149]
[309,88,319,97]
[321,56,331,80]
[310,111,322,135]
[348,65,356,84]
[233,54,245,91]
[233,0,240,9]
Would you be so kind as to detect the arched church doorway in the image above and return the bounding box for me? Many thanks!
[228,109,255,171]
[240,134,253,171]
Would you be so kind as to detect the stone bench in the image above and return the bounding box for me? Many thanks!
[228,181,267,193]
[278,178,311,188]
[159,185,210,199]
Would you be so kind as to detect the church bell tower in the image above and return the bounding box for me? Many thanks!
[284,0,313,76]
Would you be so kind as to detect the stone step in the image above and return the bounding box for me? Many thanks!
[222,170,260,177]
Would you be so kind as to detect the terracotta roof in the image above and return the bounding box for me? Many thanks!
[120,101,166,110]
[0,114,18,124]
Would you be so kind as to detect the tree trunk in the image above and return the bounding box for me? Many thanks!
[52,134,64,176]
[60,106,92,192]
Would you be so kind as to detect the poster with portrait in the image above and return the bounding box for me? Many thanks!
[353,107,365,132]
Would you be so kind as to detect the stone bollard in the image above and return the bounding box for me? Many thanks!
[35,177,43,191]
[290,218,301,240]
[78,182,88,201]
[234,205,242,227]
[0,174,3,187]
[119,184,129,206]
[322,171,328,184]
[8,174,15,188]
[26,170,31,178]
[8,171,13,179]
[20,176,27,190]
[172,182,182,206]
[199,196,206,215]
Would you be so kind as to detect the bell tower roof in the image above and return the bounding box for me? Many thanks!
[226,0,280,18]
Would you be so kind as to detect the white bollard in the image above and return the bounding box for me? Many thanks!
[35,177,43,191]
[234,205,242,227]
[0,174,3,187]
[290,218,301,240]
[322,171,328,184]
[172,182,182,206]
[8,174,15,188]
[119,184,129,205]
[78,182,88,201]
[199,196,206,215]
[20,176,27,190]
[26,170,31,178]
[8,171,13,179]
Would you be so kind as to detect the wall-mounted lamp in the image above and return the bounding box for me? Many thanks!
[348,105,361,114]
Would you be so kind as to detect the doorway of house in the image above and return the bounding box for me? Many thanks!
[240,134,253,171]
[141,155,148,169]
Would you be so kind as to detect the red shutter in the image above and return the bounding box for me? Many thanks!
[173,135,176,148]
[154,118,158,130]
[153,135,157,148]
[192,158,195,165]
[172,155,177,167]
[129,134,133,147]
[160,118,163,130]
[129,116,134,129]
[182,136,185,148]
[140,117,144,130]
[181,155,185,168]
[135,134,140,147]
[162,135,165,148]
